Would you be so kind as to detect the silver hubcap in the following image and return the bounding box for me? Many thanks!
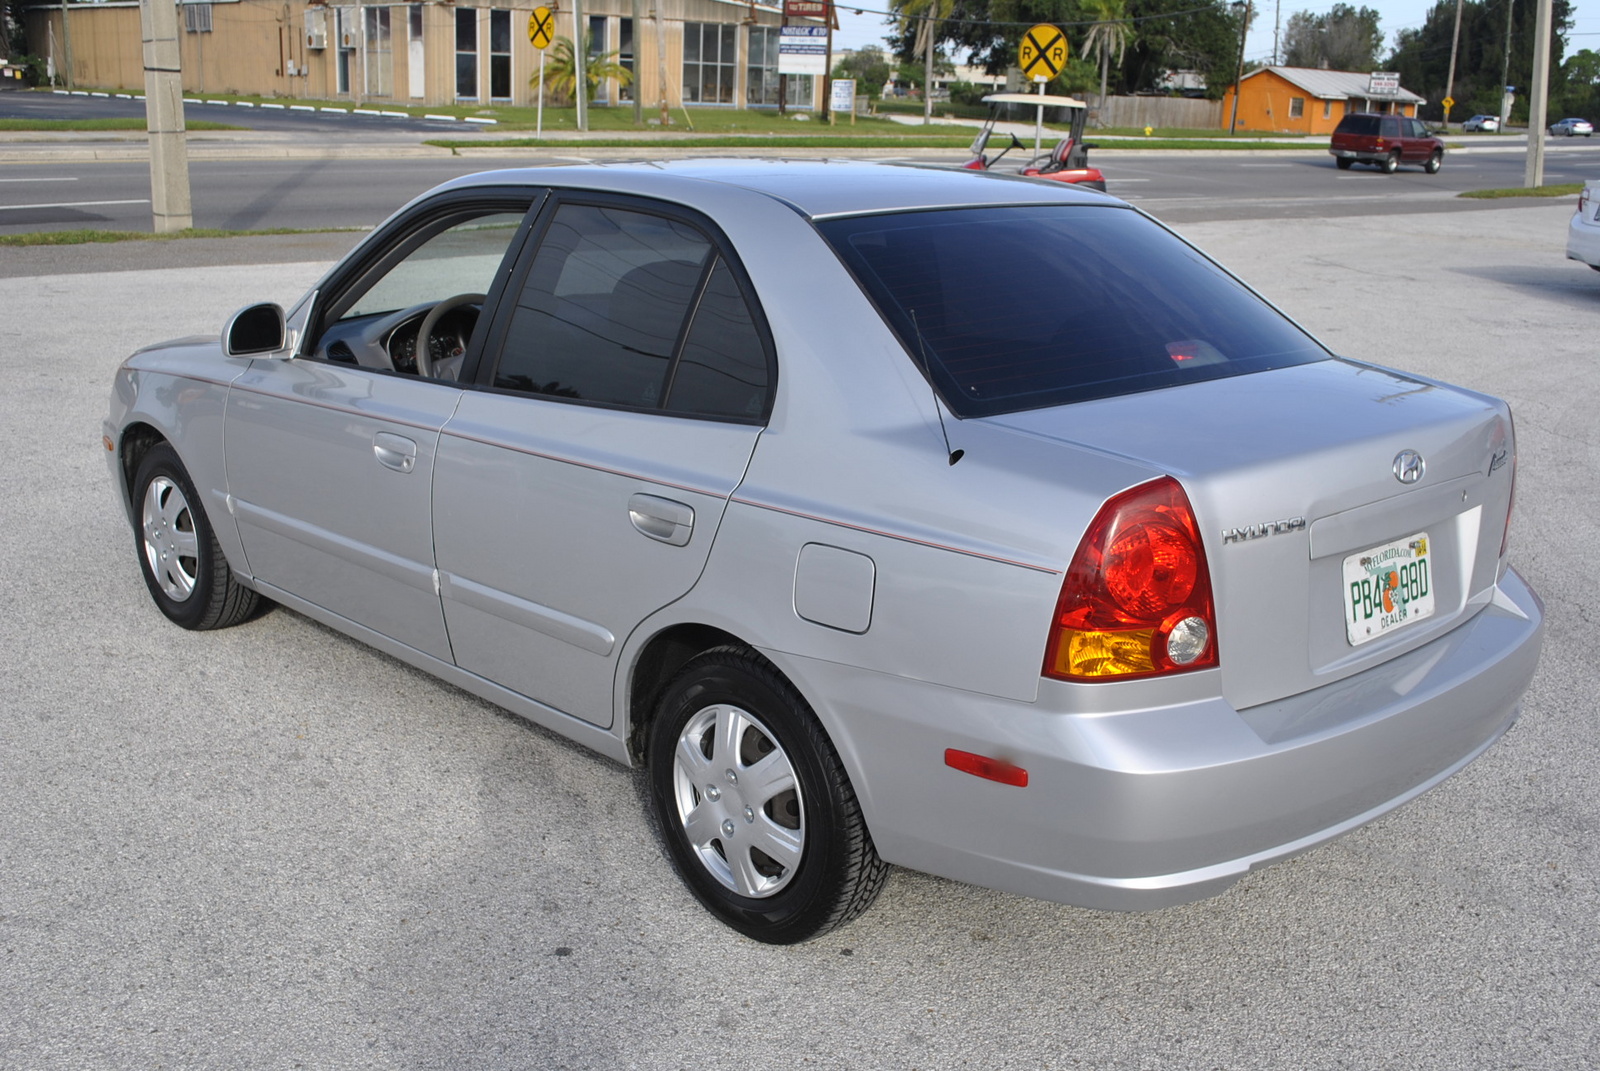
[671,704,804,899]
[141,476,199,602]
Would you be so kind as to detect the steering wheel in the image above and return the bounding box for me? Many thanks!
[415,293,486,379]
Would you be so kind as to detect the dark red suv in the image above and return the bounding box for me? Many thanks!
[1330,113,1445,173]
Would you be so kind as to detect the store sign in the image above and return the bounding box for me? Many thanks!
[1367,71,1400,95]
[784,0,830,16]
[779,26,828,75]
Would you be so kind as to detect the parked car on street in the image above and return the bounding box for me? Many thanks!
[1330,112,1446,172]
[1549,117,1594,137]
[1567,180,1600,270]
[104,161,1543,943]
[1462,114,1500,132]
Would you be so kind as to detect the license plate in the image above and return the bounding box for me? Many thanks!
[1343,532,1435,645]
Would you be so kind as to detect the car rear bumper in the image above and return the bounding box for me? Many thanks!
[784,566,1542,911]
[1567,210,1600,267]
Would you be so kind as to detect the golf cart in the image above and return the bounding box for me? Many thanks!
[963,92,1106,192]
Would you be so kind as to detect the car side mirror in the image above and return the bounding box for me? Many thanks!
[224,302,287,357]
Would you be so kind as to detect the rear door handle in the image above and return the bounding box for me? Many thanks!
[373,432,417,474]
[628,493,694,546]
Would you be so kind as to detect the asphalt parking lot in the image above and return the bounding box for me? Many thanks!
[1,203,1596,1070]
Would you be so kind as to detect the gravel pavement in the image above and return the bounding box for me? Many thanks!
[1,204,1595,1070]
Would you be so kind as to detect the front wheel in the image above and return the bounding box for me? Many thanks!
[1381,151,1400,174]
[1424,150,1443,174]
[131,442,260,630]
[647,647,888,943]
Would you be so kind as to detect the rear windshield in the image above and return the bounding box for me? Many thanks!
[818,205,1328,417]
[1335,114,1381,136]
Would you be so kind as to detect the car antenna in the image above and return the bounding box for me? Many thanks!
[909,310,964,466]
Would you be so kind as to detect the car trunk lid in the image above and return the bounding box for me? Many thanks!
[984,359,1514,710]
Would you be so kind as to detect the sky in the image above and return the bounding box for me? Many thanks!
[830,0,1600,72]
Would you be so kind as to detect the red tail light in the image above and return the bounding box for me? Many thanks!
[1044,477,1218,681]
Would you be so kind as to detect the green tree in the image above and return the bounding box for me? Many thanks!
[833,45,894,96]
[885,0,1242,102]
[1389,0,1574,124]
[537,33,633,106]
[1081,0,1132,105]
[1282,4,1383,71]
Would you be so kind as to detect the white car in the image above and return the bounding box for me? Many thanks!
[1567,181,1600,271]
[1550,117,1594,137]
[1462,115,1500,132]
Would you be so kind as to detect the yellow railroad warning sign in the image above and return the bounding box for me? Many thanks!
[1019,24,1068,82]
[529,6,555,49]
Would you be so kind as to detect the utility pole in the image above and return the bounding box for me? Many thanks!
[138,0,192,232]
[573,0,587,131]
[1272,0,1280,66]
[1500,0,1516,127]
[1524,0,1552,187]
[1443,0,1464,126]
[1228,0,1250,135]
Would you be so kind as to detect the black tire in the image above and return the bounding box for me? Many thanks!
[1381,151,1400,174]
[647,646,888,943]
[1424,150,1443,174]
[1335,156,1354,170]
[131,442,260,630]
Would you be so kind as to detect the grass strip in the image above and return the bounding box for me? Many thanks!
[0,118,241,131]
[429,135,976,150]
[429,135,1309,152]
[1458,183,1582,199]
[0,226,364,247]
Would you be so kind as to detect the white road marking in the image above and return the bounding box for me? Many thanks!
[0,198,150,211]
[0,177,80,183]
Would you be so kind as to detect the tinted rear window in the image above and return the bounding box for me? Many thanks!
[818,205,1328,417]
[1335,114,1381,136]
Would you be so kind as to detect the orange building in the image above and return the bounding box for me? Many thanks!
[1221,66,1425,135]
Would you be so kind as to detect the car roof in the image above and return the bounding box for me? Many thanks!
[430,159,1117,220]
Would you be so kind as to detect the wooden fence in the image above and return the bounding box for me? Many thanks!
[1090,96,1223,130]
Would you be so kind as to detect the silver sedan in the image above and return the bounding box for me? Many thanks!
[103,162,1543,943]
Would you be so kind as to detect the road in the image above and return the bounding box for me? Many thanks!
[6,89,1600,233]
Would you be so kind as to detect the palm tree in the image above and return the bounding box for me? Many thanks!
[538,33,634,106]
[1079,0,1131,115]
[893,0,956,123]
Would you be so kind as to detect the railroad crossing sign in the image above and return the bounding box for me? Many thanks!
[1018,24,1068,83]
[528,6,555,49]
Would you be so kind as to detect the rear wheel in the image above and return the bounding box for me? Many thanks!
[1424,150,1443,174]
[647,647,888,943]
[1381,151,1401,174]
[1335,156,1354,170]
[131,443,260,630]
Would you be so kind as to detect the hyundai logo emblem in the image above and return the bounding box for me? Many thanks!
[1393,450,1426,484]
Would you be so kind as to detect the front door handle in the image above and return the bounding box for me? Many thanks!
[628,493,694,546]
[373,432,417,474]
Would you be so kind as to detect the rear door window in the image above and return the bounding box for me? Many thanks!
[819,205,1328,417]
[489,200,772,420]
